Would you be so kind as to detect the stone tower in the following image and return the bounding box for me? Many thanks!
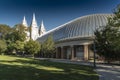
[39,20,46,36]
[21,13,46,41]
[30,13,39,40]
[22,16,28,27]
[22,16,30,41]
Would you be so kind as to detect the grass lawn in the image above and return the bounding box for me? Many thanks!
[0,55,99,80]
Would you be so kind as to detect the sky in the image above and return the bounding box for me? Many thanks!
[0,0,120,31]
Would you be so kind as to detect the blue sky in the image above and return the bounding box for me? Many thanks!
[0,0,120,31]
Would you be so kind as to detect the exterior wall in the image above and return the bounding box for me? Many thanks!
[75,45,84,60]
[31,27,39,40]
[66,47,71,59]
[55,39,94,60]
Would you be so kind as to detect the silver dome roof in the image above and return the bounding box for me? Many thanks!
[37,14,113,42]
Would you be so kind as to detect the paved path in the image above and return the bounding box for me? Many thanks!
[37,58,120,80]
[49,59,93,66]
[48,59,120,80]
[96,64,120,80]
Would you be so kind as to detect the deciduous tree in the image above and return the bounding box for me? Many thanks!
[24,40,41,56]
[0,40,7,54]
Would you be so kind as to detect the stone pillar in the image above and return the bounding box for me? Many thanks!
[71,45,74,60]
[84,45,89,60]
[56,47,59,59]
[61,47,64,59]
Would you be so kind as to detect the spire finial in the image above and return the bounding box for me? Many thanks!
[33,13,36,21]
[23,16,25,20]
[41,20,44,25]
[31,13,38,27]
[39,20,46,35]
[22,16,28,27]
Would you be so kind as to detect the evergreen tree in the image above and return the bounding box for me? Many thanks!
[95,5,120,62]
[41,35,55,58]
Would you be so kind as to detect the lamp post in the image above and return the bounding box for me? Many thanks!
[92,25,96,68]
[93,39,96,68]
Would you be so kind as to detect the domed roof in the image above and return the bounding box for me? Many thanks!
[37,14,113,42]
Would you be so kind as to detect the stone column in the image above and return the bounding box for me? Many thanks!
[71,45,74,60]
[56,47,59,59]
[61,47,64,59]
[84,45,89,60]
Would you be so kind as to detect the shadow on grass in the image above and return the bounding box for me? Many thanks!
[0,57,99,80]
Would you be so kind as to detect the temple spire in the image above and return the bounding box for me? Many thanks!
[39,20,46,35]
[22,16,28,27]
[30,13,39,40]
[31,13,38,27]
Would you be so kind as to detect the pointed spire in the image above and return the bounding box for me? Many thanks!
[31,13,38,27]
[33,13,36,22]
[30,13,39,40]
[22,16,28,27]
[39,20,46,35]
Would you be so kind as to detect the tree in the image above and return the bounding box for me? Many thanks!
[0,24,12,39]
[94,5,120,62]
[13,24,28,33]
[6,42,16,55]
[24,40,41,56]
[14,40,25,55]
[5,31,26,42]
[0,40,7,54]
[5,24,28,42]
[2,24,29,55]
[41,35,55,58]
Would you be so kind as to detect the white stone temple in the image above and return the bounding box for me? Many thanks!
[22,13,46,41]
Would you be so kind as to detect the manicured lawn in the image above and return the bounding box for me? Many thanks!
[0,55,99,80]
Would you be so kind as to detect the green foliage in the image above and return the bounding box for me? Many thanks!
[0,40,7,54]
[5,31,26,42]
[6,42,16,55]
[0,24,12,39]
[5,24,27,42]
[0,24,30,55]
[6,41,25,55]
[13,24,28,33]
[41,35,55,58]
[4,24,28,55]
[94,5,120,62]
[24,40,41,56]
[14,40,25,53]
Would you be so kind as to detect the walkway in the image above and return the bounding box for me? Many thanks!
[48,59,120,80]
[96,64,120,80]
[49,58,93,66]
